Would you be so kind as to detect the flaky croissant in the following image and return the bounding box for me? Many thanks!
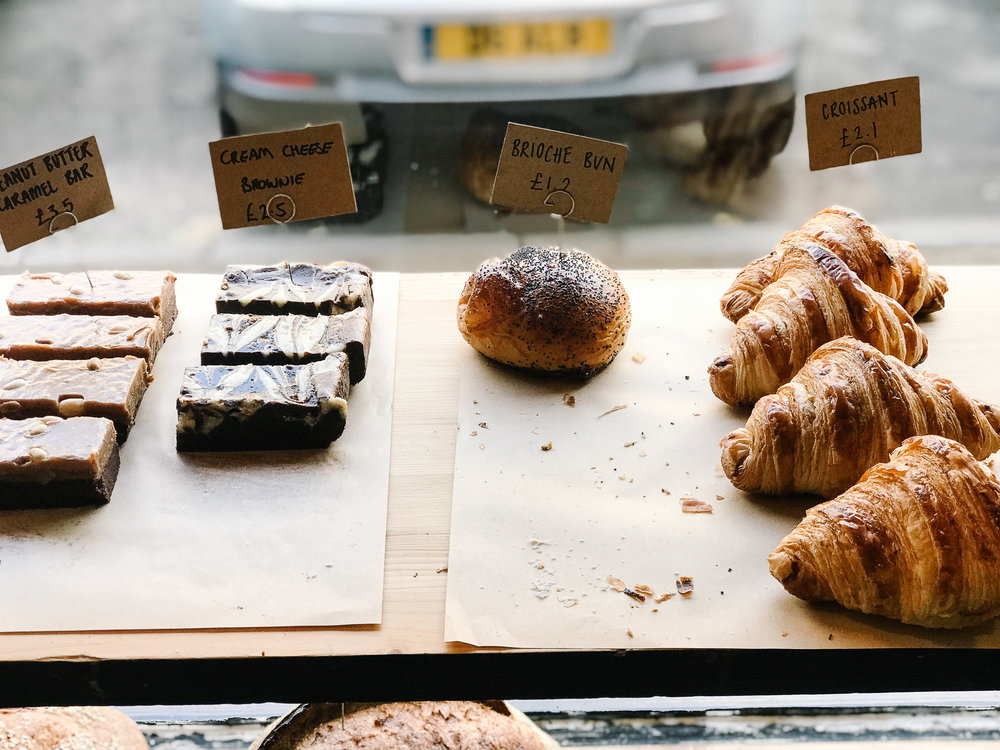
[720,206,947,323]
[769,435,1000,629]
[708,243,927,405]
[721,337,1000,498]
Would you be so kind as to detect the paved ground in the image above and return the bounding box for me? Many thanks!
[0,0,998,272]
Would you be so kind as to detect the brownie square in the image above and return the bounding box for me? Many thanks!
[0,416,120,509]
[0,356,150,442]
[0,314,163,364]
[176,354,351,451]
[200,308,370,384]
[215,262,373,317]
[7,271,178,337]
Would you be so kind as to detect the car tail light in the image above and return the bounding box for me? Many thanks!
[240,68,318,88]
[711,50,789,73]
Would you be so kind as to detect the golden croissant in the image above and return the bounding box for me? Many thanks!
[769,435,1000,629]
[720,205,947,323]
[708,243,927,405]
[721,337,1000,498]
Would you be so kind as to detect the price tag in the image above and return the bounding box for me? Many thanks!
[805,76,921,171]
[208,122,356,229]
[0,136,114,252]
[490,123,627,223]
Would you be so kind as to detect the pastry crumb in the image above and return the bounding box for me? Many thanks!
[681,497,714,513]
[661,489,671,495]
[634,584,655,597]
[478,421,488,429]
[782,631,789,637]
[470,430,478,437]
[563,394,576,407]
[632,352,646,364]
[627,628,634,638]
[606,575,626,592]
[655,593,673,603]
[598,404,628,418]
[624,441,636,448]
[676,576,694,596]
[541,441,553,451]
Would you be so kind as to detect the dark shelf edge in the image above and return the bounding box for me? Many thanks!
[3,649,1000,707]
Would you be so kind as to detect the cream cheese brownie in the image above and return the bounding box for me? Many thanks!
[0,314,163,363]
[7,270,178,336]
[200,308,370,384]
[0,416,120,509]
[215,261,373,317]
[176,354,351,451]
[0,356,150,442]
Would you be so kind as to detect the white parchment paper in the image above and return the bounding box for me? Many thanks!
[0,272,397,632]
[445,268,1000,649]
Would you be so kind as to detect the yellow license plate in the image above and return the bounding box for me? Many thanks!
[429,19,612,60]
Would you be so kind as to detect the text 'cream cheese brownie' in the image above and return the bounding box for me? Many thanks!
[7,270,178,336]
[200,308,370,384]
[0,356,150,442]
[176,354,351,451]
[0,416,120,509]
[215,261,373,317]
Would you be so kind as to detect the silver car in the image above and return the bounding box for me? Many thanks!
[204,0,804,215]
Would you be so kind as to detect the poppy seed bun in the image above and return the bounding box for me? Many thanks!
[250,702,557,750]
[457,246,631,377]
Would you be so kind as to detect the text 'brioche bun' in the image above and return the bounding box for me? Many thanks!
[457,246,631,377]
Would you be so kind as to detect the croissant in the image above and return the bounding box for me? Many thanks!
[720,206,947,323]
[769,435,1000,629]
[708,243,927,405]
[721,337,1000,498]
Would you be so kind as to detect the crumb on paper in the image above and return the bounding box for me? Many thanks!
[624,441,636,448]
[623,588,646,603]
[716,494,724,501]
[681,497,714,514]
[639,451,647,458]
[598,404,628,418]
[606,575,626,592]
[436,567,448,574]
[676,576,694,596]
[632,352,646,364]
[782,631,789,638]
[828,633,834,641]
[661,489,671,496]
[563,394,576,407]
[541,441,553,451]
[535,560,545,570]
[634,584,655,597]
[655,593,673,603]
[470,430,478,437]
[478,443,485,450]
[627,628,634,638]
[478,421,488,429]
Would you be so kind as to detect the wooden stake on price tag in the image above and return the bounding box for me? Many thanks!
[208,122,356,229]
[490,123,627,224]
[0,136,114,252]
[804,76,921,171]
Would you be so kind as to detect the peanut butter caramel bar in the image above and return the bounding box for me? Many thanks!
[0,356,150,442]
[7,271,178,336]
[0,416,120,509]
[200,308,370,384]
[215,261,373,317]
[176,354,351,451]
[0,314,163,363]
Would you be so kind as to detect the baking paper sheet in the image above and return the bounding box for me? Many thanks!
[445,268,1000,649]
[0,272,397,632]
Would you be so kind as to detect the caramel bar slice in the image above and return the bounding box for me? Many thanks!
[215,261,373,317]
[200,308,370,384]
[0,416,120,509]
[0,314,163,363]
[8,271,178,336]
[0,356,149,442]
[176,354,351,451]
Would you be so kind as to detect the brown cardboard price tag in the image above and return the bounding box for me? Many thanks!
[0,136,114,252]
[208,122,356,229]
[805,76,921,171]
[490,123,627,224]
